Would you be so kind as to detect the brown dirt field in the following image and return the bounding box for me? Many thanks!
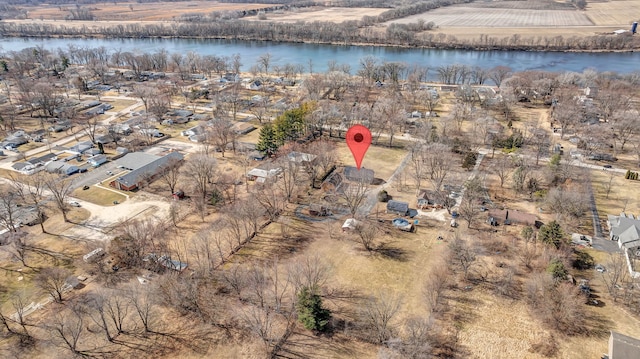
[22,1,273,22]
[390,7,594,27]
[244,6,388,23]
[429,26,621,41]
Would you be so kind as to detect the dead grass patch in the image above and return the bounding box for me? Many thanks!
[72,185,128,206]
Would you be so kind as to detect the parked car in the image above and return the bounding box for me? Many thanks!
[595,264,606,273]
[68,201,81,207]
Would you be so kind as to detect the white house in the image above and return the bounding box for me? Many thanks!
[87,154,108,167]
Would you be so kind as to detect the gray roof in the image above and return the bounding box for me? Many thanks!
[114,152,183,188]
[343,166,374,184]
[610,331,640,359]
[117,152,161,171]
[387,200,409,214]
[30,152,57,165]
[609,214,640,244]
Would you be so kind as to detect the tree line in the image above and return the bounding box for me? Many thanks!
[2,12,639,51]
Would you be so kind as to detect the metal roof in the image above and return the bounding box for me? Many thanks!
[116,152,161,171]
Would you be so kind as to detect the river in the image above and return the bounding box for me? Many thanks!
[2,37,640,74]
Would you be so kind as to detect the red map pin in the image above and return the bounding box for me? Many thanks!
[346,124,372,170]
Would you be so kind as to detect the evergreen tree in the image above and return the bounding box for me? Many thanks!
[255,123,279,156]
[296,286,331,332]
[547,258,568,281]
[539,220,564,249]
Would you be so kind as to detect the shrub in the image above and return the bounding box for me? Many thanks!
[377,190,389,202]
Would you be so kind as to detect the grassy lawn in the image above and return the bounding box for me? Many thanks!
[72,185,128,206]
[591,169,640,218]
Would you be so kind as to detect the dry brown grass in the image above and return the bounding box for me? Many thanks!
[591,168,640,217]
[587,0,640,26]
[72,185,128,206]
[244,6,388,23]
[23,1,273,22]
[334,142,407,181]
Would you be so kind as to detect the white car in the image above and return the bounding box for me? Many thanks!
[68,201,81,207]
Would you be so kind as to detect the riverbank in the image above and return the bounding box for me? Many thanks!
[1,19,639,53]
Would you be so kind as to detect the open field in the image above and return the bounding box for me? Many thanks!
[389,7,594,27]
[244,6,388,23]
[22,1,272,21]
[587,0,640,26]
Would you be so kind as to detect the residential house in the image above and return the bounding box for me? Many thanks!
[45,161,79,175]
[607,331,640,359]
[387,200,410,216]
[416,189,454,210]
[110,152,184,191]
[231,122,256,135]
[343,166,374,184]
[69,141,94,154]
[607,213,640,250]
[287,151,317,164]
[85,148,102,157]
[87,154,108,167]
[248,80,263,90]
[247,166,283,183]
[607,212,640,278]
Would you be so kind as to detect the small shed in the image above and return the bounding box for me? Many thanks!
[386,200,409,216]
[83,248,105,263]
[342,218,361,231]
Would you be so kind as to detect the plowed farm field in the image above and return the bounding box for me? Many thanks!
[388,7,594,27]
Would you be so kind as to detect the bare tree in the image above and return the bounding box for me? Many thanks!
[46,306,91,357]
[289,254,331,292]
[184,152,217,219]
[601,253,630,302]
[158,156,183,195]
[44,175,74,223]
[423,260,450,314]
[0,188,22,233]
[35,267,73,303]
[448,233,477,280]
[491,154,513,188]
[126,285,156,333]
[277,156,303,203]
[551,87,582,139]
[210,117,234,157]
[341,177,370,217]
[352,220,381,252]
[11,171,49,233]
[253,183,284,221]
[358,291,402,344]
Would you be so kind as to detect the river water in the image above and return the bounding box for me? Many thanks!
[1,37,640,74]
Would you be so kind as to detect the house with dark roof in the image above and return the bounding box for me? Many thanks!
[110,152,183,191]
[343,166,374,184]
[387,200,409,216]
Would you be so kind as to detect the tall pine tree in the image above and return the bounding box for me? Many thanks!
[296,285,331,332]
